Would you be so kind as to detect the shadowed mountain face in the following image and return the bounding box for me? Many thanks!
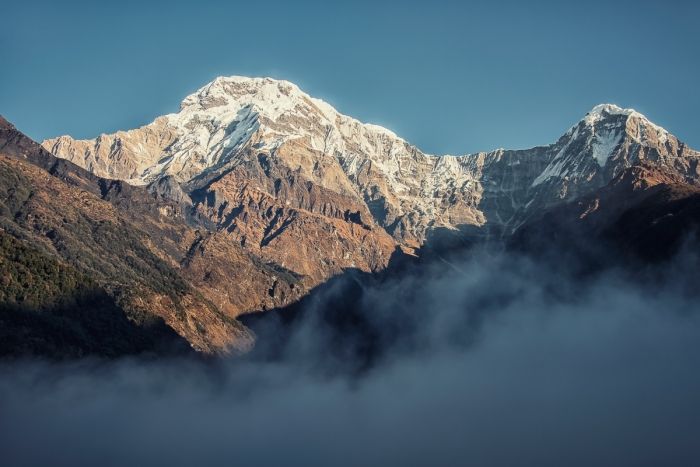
[510,164,700,271]
[242,167,700,373]
[2,77,700,357]
[0,117,253,356]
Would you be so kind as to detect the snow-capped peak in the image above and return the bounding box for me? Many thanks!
[112,76,415,185]
[532,103,682,187]
[179,76,338,123]
[587,103,636,118]
[560,102,671,148]
[582,103,669,134]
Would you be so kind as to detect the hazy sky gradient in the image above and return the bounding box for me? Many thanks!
[2,0,698,154]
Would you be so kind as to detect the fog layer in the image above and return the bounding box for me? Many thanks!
[2,250,700,467]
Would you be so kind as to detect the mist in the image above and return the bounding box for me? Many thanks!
[2,248,700,467]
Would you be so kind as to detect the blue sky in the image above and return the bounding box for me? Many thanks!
[2,0,698,154]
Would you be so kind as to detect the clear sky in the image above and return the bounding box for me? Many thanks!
[2,0,698,155]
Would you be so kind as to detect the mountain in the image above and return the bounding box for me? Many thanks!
[2,76,699,357]
[0,116,254,356]
[44,78,700,248]
[0,112,397,357]
[511,162,700,268]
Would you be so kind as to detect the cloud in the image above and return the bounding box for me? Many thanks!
[1,249,700,467]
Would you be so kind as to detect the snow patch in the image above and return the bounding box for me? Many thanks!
[591,130,622,167]
[532,155,567,187]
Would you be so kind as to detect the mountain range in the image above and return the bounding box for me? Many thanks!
[2,76,699,357]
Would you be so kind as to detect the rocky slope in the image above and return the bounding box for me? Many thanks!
[0,116,254,356]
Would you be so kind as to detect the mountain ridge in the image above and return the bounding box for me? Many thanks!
[42,76,699,248]
[3,77,699,356]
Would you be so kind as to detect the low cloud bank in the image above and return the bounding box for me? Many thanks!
[2,250,700,466]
